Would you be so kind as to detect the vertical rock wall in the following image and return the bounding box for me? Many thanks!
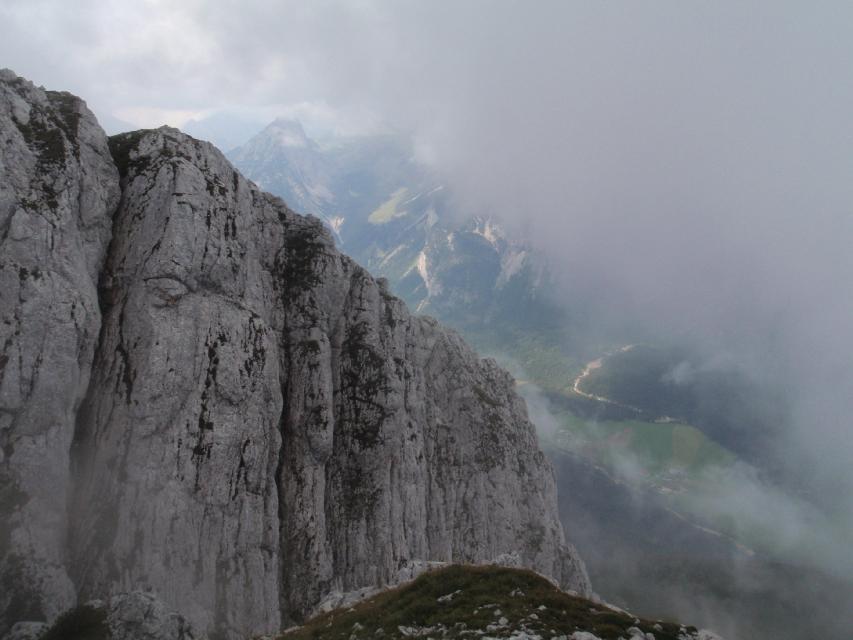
[69,130,285,638]
[0,71,589,640]
[0,71,119,630]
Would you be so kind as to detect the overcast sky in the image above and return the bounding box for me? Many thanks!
[3,0,853,540]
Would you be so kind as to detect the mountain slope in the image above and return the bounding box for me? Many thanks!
[228,122,564,334]
[0,71,588,640]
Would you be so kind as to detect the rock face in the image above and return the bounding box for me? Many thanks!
[102,592,197,640]
[4,593,197,640]
[0,70,119,629]
[0,70,589,640]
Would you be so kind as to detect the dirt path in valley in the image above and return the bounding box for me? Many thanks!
[570,345,643,413]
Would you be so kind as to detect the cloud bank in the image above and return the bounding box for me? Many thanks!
[3,0,852,564]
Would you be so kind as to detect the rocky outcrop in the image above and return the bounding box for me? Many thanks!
[68,127,286,639]
[0,70,589,640]
[100,592,197,640]
[3,593,197,640]
[0,70,119,630]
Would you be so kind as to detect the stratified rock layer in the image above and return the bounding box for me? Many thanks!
[0,70,589,640]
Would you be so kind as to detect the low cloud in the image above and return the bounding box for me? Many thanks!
[661,361,695,387]
[3,0,852,616]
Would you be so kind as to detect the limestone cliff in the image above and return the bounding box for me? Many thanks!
[0,69,119,628]
[0,71,589,640]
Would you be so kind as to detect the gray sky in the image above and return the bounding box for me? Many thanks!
[3,0,853,547]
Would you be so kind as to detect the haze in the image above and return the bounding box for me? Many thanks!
[3,0,852,587]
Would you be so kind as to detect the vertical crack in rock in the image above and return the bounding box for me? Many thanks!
[273,394,289,627]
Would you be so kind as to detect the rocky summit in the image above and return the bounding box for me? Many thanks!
[0,70,589,639]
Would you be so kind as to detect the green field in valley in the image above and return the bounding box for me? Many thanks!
[549,411,737,490]
[368,186,409,224]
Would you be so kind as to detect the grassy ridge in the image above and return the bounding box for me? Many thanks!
[278,565,698,640]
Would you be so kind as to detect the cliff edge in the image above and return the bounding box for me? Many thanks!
[0,70,589,640]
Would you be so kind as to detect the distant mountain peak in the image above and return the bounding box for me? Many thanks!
[265,117,311,148]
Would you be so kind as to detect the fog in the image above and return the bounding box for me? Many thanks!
[3,0,852,629]
[519,374,853,638]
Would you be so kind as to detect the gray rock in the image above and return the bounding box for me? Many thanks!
[70,127,286,639]
[19,593,196,640]
[104,592,197,640]
[0,621,47,640]
[70,126,590,637]
[0,70,590,640]
[0,69,119,630]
